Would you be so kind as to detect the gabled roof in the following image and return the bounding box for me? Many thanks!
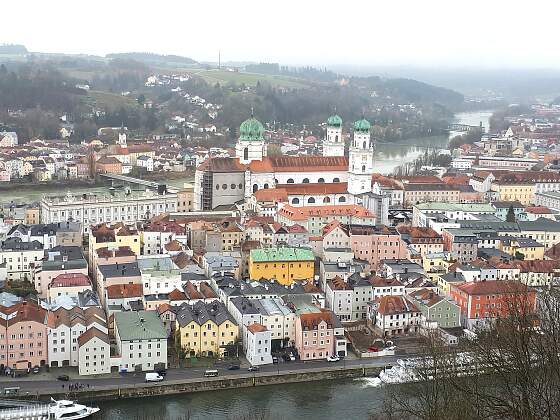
[77,327,110,346]
[375,295,419,315]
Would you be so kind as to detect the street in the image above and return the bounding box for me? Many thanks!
[0,355,402,396]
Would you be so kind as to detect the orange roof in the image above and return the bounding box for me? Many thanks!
[278,204,374,222]
[299,309,335,330]
[247,323,268,334]
[455,280,532,296]
[376,295,418,315]
[254,188,288,203]
[169,288,188,301]
[249,156,348,173]
[106,284,143,299]
[525,206,552,214]
[277,182,348,195]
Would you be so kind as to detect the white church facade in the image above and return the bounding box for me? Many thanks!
[193,112,376,211]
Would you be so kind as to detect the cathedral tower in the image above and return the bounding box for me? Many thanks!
[235,112,267,164]
[347,118,374,195]
[322,114,345,157]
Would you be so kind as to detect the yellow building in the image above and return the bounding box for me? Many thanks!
[88,223,141,267]
[175,301,238,357]
[422,252,455,282]
[438,272,466,296]
[249,247,314,285]
[177,185,194,213]
[500,237,545,260]
[490,181,534,205]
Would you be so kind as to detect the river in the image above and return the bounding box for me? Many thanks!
[93,377,386,420]
[373,110,493,175]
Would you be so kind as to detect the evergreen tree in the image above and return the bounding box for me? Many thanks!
[506,204,516,222]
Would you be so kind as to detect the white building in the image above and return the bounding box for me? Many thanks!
[136,156,154,172]
[0,239,44,281]
[367,295,421,337]
[78,327,111,375]
[244,323,273,366]
[40,191,178,233]
[47,307,107,369]
[114,311,167,372]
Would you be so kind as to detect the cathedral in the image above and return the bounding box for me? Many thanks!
[193,112,378,212]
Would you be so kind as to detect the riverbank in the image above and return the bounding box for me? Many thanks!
[10,365,382,403]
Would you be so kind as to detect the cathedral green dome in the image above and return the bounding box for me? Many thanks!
[353,118,371,133]
[327,114,343,127]
[239,116,265,141]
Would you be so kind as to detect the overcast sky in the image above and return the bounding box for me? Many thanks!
[3,0,558,68]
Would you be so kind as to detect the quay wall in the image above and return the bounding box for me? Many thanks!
[23,366,382,402]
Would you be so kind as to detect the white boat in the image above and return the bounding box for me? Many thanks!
[48,399,100,419]
[0,399,99,420]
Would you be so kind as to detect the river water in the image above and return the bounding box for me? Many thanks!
[93,377,386,420]
[373,110,492,175]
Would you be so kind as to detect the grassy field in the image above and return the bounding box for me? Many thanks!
[85,90,138,109]
[193,69,310,89]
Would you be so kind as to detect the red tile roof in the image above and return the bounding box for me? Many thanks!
[525,206,553,214]
[106,284,143,299]
[276,182,348,195]
[50,273,91,288]
[278,204,374,221]
[254,188,288,203]
[376,295,418,315]
[299,309,335,330]
[247,323,268,334]
[249,156,348,173]
[455,280,531,296]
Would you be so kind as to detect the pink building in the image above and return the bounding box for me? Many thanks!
[295,309,346,360]
[349,225,407,269]
[0,301,48,369]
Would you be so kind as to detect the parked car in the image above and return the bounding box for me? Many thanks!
[327,355,340,362]
[227,364,240,370]
[367,346,379,352]
[32,367,40,374]
[248,366,260,372]
[289,353,296,361]
[272,356,279,364]
[282,354,291,362]
[385,345,397,351]
[156,368,167,377]
[57,375,69,381]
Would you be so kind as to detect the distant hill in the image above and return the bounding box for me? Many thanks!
[106,52,197,66]
[351,76,464,109]
[0,44,28,55]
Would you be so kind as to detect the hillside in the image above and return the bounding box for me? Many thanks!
[106,52,197,66]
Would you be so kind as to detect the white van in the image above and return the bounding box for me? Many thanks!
[145,372,164,382]
[203,369,219,377]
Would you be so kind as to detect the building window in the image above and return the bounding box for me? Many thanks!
[308,197,315,204]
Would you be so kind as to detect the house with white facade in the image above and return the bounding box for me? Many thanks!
[245,323,273,366]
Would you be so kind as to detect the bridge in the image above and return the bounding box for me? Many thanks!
[448,123,485,133]
[98,173,178,193]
